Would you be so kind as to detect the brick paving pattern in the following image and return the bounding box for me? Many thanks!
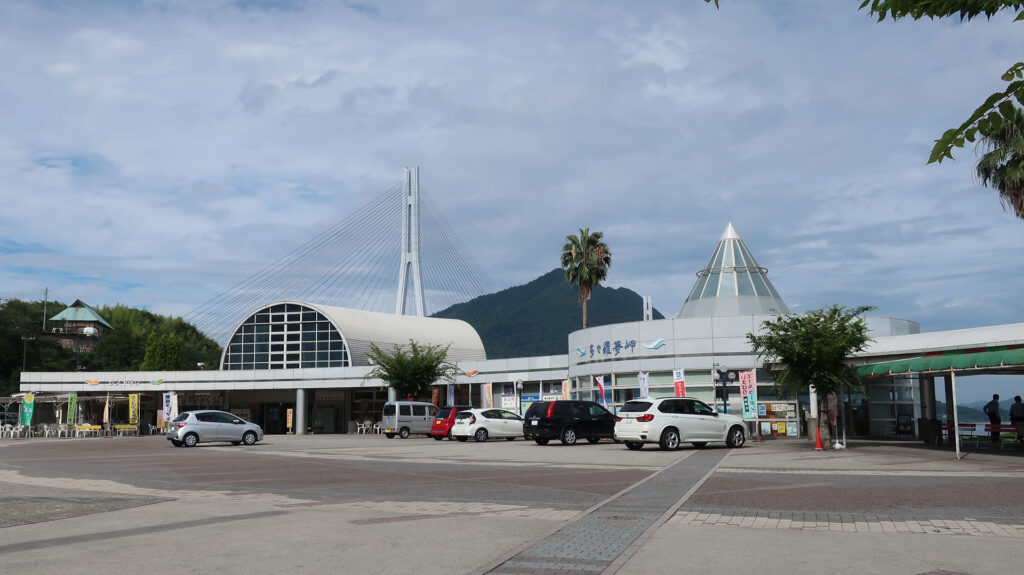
[485,449,729,575]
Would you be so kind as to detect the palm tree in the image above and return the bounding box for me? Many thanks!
[976,106,1024,219]
[560,228,612,329]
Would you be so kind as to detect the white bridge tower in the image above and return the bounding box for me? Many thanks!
[395,166,426,316]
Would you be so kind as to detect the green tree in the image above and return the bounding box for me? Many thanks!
[140,334,161,371]
[746,305,876,427]
[560,228,612,329]
[140,333,182,370]
[975,105,1024,217]
[364,340,458,400]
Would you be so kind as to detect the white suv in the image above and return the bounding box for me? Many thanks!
[614,397,747,450]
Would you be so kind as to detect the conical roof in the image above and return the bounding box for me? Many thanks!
[677,223,789,318]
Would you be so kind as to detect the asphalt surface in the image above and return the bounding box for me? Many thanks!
[1,434,1022,575]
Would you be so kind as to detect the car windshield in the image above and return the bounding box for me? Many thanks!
[455,411,474,421]
[524,403,548,418]
[619,401,652,413]
[436,408,453,419]
[172,412,190,422]
[382,404,396,416]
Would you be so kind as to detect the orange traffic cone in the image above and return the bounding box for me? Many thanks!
[813,427,825,451]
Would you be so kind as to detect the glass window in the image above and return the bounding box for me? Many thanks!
[723,243,735,267]
[271,354,283,362]
[688,274,709,301]
[301,352,315,362]
[701,272,720,298]
[302,311,317,321]
[750,273,771,296]
[254,314,269,323]
[736,271,755,295]
[271,304,286,313]
[254,324,269,333]
[254,353,268,362]
[710,244,725,269]
[271,334,283,342]
[589,404,610,417]
[287,343,299,351]
[287,353,299,361]
[400,405,411,416]
[271,324,284,332]
[482,409,501,419]
[271,314,284,322]
[287,333,300,341]
[254,343,268,352]
[719,271,736,296]
[302,342,316,351]
[287,313,300,322]
[271,344,283,352]
[692,401,714,415]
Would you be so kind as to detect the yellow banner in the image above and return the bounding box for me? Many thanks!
[128,394,140,424]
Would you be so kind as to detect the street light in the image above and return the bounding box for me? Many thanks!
[515,379,523,415]
[21,336,36,371]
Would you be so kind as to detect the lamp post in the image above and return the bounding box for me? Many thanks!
[21,336,35,371]
[515,379,523,416]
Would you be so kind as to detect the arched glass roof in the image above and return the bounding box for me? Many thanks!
[221,302,349,370]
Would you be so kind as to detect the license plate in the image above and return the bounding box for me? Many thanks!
[435,419,442,424]
[531,420,538,426]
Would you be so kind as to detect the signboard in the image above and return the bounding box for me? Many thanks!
[739,370,757,419]
[431,387,440,406]
[20,394,34,426]
[520,395,539,417]
[672,369,685,397]
[286,408,294,432]
[501,396,517,409]
[128,394,140,424]
[67,393,77,425]
[162,392,176,423]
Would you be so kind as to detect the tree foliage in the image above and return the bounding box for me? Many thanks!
[746,305,876,400]
[560,228,612,329]
[975,104,1024,216]
[364,340,458,400]
[140,333,182,371]
[0,298,221,395]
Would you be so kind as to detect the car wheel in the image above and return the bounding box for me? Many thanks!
[399,427,410,439]
[170,439,183,447]
[691,442,708,449]
[474,428,489,442]
[456,436,468,442]
[433,435,444,441]
[560,427,578,446]
[183,433,199,447]
[727,426,746,448]
[587,437,601,444]
[534,438,550,445]
[242,431,257,446]
[659,428,680,450]
[385,433,395,439]
[505,437,516,441]
[625,441,643,450]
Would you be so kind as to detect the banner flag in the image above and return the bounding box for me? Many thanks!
[103,395,110,424]
[170,393,179,422]
[128,394,140,424]
[446,384,455,406]
[673,369,686,397]
[162,392,176,423]
[67,393,78,425]
[595,376,607,406]
[431,386,440,406]
[739,370,758,419]
[561,379,571,400]
[20,394,34,427]
[481,383,492,408]
[638,372,649,398]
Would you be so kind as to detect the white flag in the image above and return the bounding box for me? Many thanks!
[638,372,649,398]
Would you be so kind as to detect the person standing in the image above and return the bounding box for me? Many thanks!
[1010,396,1024,444]
[983,394,1001,443]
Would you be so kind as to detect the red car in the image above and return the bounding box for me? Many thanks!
[431,405,473,440]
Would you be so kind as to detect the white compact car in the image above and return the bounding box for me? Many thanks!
[614,397,746,450]
[450,408,524,442]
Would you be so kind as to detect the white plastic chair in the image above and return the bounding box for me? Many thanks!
[44,424,56,438]
[356,421,369,434]
[372,422,382,434]
[1,424,11,439]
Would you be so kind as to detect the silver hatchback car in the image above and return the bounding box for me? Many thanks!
[166,410,264,447]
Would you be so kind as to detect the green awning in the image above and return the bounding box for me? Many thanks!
[857,348,1024,377]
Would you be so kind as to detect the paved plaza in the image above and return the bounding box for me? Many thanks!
[1,434,1022,574]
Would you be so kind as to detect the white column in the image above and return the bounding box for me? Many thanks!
[295,389,307,435]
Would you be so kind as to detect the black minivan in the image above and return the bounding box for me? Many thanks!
[522,400,616,445]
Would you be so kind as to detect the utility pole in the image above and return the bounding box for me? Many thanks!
[21,336,36,371]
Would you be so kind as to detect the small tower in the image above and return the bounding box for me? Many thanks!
[395,166,426,316]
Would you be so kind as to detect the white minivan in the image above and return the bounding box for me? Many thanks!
[382,401,439,438]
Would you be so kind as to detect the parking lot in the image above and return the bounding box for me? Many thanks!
[2,434,1023,574]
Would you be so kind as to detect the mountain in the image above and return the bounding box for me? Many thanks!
[432,268,665,359]
[935,401,1010,422]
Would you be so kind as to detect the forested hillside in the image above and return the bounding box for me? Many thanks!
[432,268,664,358]
[0,299,221,395]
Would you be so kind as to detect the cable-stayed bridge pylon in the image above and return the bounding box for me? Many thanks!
[185,167,496,345]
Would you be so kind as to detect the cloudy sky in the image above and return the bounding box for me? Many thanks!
[1,1,1022,396]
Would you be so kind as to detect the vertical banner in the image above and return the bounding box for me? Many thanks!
[561,379,571,400]
[739,370,757,419]
[20,394,35,427]
[67,393,78,425]
[286,408,293,432]
[673,369,686,397]
[103,395,110,424]
[162,392,176,423]
[128,394,140,424]
[481,383,492,408]
[638,372,649,398]
[430,386,440,406]
[446,384,455,406]
[170,394,179,422]
[595,376,607,406]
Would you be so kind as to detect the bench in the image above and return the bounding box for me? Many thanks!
[976,424,1022,449]
[75,424,101,437]
[114,424,139,437]
[939,422,977,442]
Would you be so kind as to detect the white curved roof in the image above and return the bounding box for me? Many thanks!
[260,301,486,365]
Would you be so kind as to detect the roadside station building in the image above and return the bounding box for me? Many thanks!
[18,224,1024,439]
